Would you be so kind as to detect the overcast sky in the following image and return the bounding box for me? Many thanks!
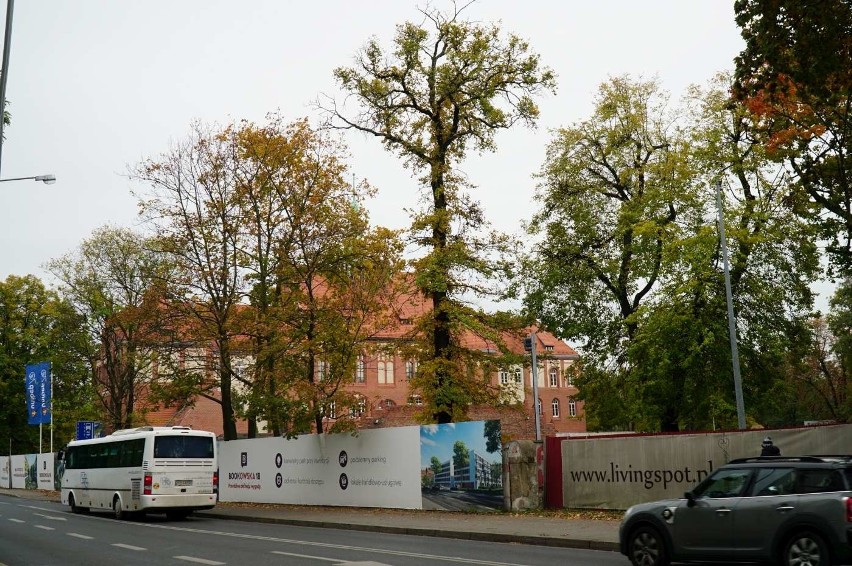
[2,1,756,302]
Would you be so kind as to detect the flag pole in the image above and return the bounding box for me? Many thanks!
[49,364,53,454]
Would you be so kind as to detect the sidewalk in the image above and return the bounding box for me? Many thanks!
[0,488,621,552]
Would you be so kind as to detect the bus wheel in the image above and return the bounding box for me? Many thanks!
[112,495,125,520]
[166,510,191,521]
[69,493,84,514]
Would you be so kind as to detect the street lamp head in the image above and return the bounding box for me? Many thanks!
[34,174,56,185]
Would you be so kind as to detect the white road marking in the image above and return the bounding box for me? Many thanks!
[112,543,146,551]
[8,518,24,523]
[34,525,54,530]
[68,533,94,540]
[174,556,226,565]
[133,523,531,566]
[21,505,52,512]
[33,512,66,521]
[271,551,339,562]
[67,514,531,566]
[272,554,390,566]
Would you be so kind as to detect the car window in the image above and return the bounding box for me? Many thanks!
[693,468,752,499]
[750,467,796,496]
[797,469,845,494]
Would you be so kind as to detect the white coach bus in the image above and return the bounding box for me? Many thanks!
[61,426,218,520]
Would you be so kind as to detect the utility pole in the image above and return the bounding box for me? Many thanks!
[716,180,746,429]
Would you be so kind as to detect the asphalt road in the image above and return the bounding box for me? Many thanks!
[0,497,627,566]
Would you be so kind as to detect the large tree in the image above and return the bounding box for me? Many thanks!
[133,122,245,440]
[526,75,820,432]
[324,3,556,423]
[229,116,405,435]
[525,76,695,369]
[734,0,852,273]
[47,226,174,431]
[134,118,405,438]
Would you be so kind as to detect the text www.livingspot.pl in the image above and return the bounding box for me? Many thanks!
[570,461,715,490]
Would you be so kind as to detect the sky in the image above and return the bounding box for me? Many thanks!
[2,1,779,307]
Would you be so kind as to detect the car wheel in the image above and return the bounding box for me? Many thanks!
[783,530,829,566]
[628,525,670,566]
[112,495,125,520]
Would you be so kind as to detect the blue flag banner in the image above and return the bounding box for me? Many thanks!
[25,362,51,425]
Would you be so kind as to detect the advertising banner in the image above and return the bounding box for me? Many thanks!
[10,455,26,489]
[36,453,54,491]
[219,426,423,509]
[25,362,51,425]
[0,456,9,488]
[219,420,504,511]
[24,454,37,490]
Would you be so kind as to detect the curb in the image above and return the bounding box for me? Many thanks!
[194,511,621,552]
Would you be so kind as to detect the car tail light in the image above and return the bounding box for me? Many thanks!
[846,497,852,523]
[144,473,152,495]
[213,470,218,493]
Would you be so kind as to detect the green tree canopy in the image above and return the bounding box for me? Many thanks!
[0,275,91,452]
[47,226,175,431]
[734,0,852,273]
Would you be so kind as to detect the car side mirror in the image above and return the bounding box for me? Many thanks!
[685,491,696,507]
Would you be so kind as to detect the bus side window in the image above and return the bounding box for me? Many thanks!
[118,440,130,467]
[132,439,144,466]
[107,444,120,468]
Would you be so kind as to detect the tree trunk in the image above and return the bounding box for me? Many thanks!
[219,338,238,440]
[430,160,452,424]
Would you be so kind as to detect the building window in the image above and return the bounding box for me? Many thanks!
[499,368,509,385]
[378,354,394,385]
[351,396,365,417]
[384,399,395,409]
[567,371,574,386]
[551,398,560,417]
[326,400,336,419]
[536,397,542,415]
[405,360,417,381]
[355,357,365,383]
[568,397,577,417]
[549,365,559,387]
[316,359,328,381]
[513,368,522,384]
[544,345,554,351]
[407,394,422,406]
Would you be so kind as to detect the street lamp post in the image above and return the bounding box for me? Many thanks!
[0,174,55,184]
[524,332,542,442]
[0,0,14,176]
[716,179,746,430]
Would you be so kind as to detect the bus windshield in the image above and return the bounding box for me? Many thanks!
[153,435,214,459]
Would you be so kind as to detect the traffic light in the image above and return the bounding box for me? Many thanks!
[523,336,532,352]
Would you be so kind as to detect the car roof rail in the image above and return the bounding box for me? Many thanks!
[728,456,832,464]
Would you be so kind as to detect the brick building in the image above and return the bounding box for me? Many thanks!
[128,285,586,440]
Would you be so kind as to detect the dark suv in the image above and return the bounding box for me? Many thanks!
[619,456,852,566]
